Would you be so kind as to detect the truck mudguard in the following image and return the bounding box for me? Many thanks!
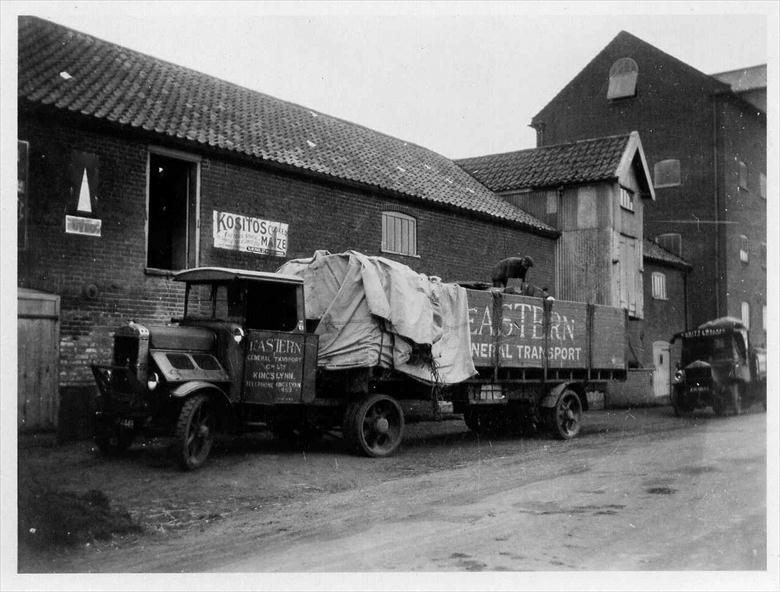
[171,380,230,403]
[540,382,584,409]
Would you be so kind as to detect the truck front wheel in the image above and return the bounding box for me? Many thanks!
[547,390,582,439]
[344,394,404,458]
[173,394,215,470]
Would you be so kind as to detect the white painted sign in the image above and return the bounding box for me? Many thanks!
[65,215,102,237]
[212,210,288,257]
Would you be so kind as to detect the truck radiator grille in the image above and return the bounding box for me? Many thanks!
[113,336,139,370]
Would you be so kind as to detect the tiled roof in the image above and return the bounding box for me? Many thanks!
[17,16,554,235]
[643,239,691,270]
[456,134,631,192]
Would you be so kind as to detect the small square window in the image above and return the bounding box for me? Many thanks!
[382,211,417,256]
[741,302,750,329]
[651,272,667,300]
[738,161,748,190]
[654,159,681,188]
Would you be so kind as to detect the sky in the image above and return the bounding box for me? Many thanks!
[3,1,775,159]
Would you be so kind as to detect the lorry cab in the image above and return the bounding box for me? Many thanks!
[92,267,318,469]
[671,317,766,416]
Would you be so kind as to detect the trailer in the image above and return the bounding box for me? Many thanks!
[454,288,627,438]
[92,251,627,469]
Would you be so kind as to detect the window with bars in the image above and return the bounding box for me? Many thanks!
[654,159,681,188]
[741,301,750,329]
[619,187,635,211]
[651,272,667,300]
[607,57,638,100]
[738,161,748,190]
[739,235,749,263]
[381,211,417,256]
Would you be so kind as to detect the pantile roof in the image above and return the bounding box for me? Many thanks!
[17,16,554,235]
[456,134,632,192]
[643,239,691,270]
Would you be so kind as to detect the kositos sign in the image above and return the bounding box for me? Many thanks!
[212,210,288,257]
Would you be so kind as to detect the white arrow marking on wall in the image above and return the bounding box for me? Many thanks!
[76,168,92,213]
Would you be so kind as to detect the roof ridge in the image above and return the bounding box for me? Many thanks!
[19,16,447,161]
[710,63,767,76]
[456,132,631,163]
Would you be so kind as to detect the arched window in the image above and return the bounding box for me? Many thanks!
[654,159,681,188]
[381,211,417,256]
[607,57,638,99]
[655,233,682,257]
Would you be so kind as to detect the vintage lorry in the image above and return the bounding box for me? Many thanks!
[670,317,767,416]
[92,251,627,469]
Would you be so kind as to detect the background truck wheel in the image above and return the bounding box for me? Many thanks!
[344,394,404,458]
[547,389,582,439]
[671,388,693,417]
[173,394,215,470]
[95,420,135,456]
[730,383,742,416]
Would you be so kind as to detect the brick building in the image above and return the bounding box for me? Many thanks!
[457,132,692,378]
[17,17,560,432]
[530,31,767,343]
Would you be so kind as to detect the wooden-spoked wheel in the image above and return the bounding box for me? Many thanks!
[344,394,404,458]
[549,389,583,440]
[174,394,215,470]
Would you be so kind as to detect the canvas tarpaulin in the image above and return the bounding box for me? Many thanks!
[277,251,476,384]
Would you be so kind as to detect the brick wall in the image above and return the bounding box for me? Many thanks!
[641,261,688,367]
[531,33,765,331]
[718,98,767,344]
[18,111,557,390]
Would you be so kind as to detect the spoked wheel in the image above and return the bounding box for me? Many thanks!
[174,394,215,470]
[344,394,404,457]
[548,390,583,440]
[671,388,694,418]
[712,394,727,417]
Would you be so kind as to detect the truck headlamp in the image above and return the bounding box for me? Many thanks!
[147,372,160,391]
[233,327,245,344]
[674,369,684,382]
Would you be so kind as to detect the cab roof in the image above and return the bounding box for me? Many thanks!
[173,267,303,285]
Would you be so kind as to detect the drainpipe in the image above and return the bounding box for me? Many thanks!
[712,96,722,317]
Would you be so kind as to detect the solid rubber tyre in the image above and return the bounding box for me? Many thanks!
[548,390,583,440]
[173,394,215,470]
[345,394,404,458]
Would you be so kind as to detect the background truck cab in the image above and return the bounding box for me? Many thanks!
[670,317,766,416]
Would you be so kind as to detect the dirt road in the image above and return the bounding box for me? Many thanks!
[17,406,768,574]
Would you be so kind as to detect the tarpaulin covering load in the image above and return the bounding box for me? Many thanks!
[277,251,476,384]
